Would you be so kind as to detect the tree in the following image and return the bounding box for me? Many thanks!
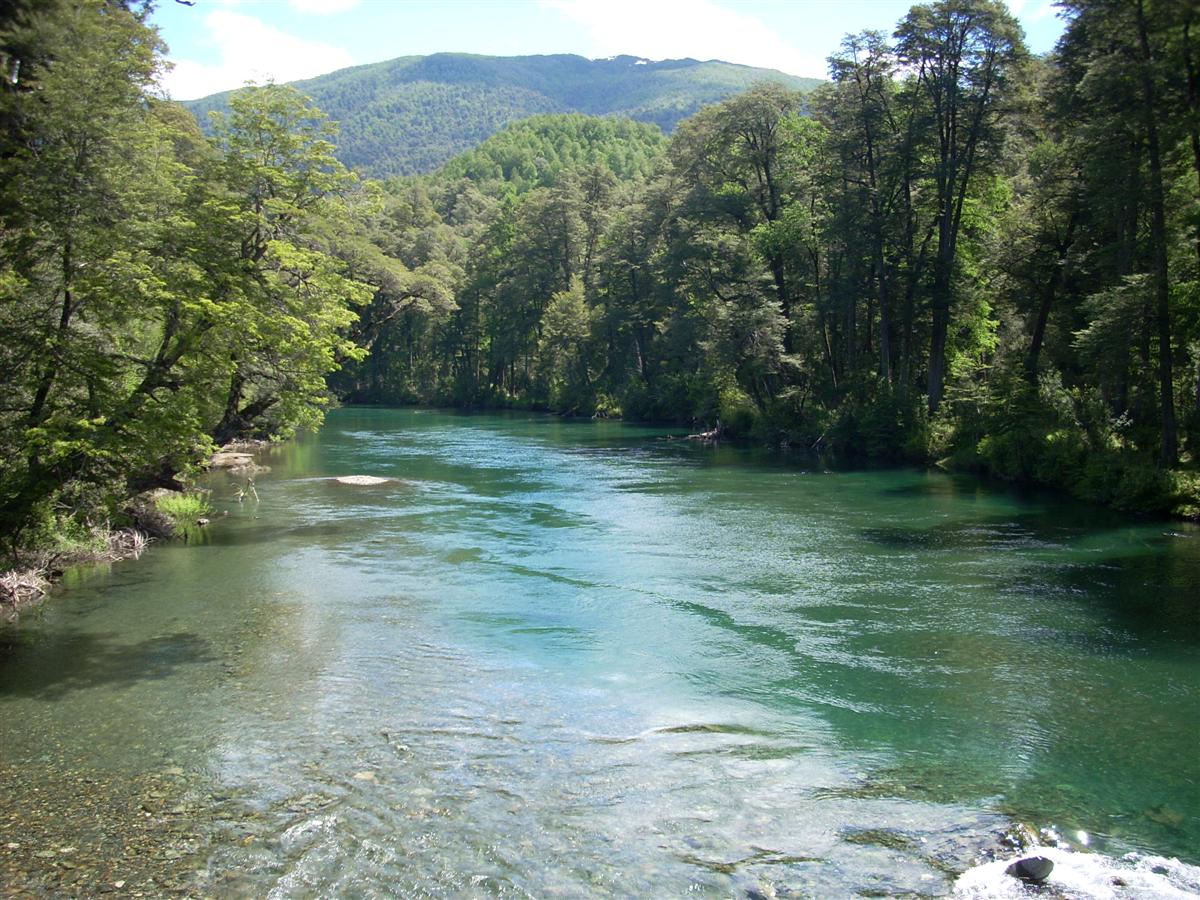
[671,83,806,351]
[0,11,376,548]
[1056,0,1200,466]
[896,0,1027,413]
[206,84,372,444]
[0,0,198,542]
[825,31,902,383]
[537,277,593,410]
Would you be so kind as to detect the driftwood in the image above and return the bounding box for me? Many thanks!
[0,527,147,622]
[209,450,256,469]
[687,421,724,442]
[0,568,49,620]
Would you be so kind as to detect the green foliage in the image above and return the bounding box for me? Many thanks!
[592,392,623,419]
[0,7,382,549]
[826,385,930,464]
[17,502,111,561]
[709,374,757,437]
[5,0,1200,546]
[329,0,1200,521]
[537,277,594,412]
[438,115,666,192]
[947,372,1199,516]
[153,491,213,529]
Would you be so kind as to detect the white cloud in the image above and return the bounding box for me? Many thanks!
[159,10,355,101]
[540,0,825,79]
[288,0,361,14]
[1029,0,1057,21]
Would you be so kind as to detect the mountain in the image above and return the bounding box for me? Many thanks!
[184,53,821,178]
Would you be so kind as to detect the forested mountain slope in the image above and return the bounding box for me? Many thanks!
[184,53,819,177]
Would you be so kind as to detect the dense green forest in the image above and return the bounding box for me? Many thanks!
[184,53,820,177]
[338,0,1200,516]
[2,0,1200,566]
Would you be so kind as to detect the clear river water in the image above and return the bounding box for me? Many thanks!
[2,408,1199,898]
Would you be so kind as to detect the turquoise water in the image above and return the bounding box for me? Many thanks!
[2,408,1198,896]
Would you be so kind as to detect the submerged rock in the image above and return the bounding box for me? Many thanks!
[209,451,255,469]
[209,442,270,474]
[333,475,395,486]
[1006,855,1054,883]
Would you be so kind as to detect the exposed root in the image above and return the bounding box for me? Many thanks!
[0,567,50,622]
[1,528,150,622]
[125,494,176,539]
[687,421,725,442]
[108,528,149,561]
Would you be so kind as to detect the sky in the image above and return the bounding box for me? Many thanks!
[151,0,1069,102]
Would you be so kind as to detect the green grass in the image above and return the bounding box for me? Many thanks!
[154,491,212,529]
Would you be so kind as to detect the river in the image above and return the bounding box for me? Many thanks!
[2,408,1198,897]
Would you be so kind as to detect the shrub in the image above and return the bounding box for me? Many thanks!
[592,392,622,419]
[717,381,759,436]
[824,383,929,464]
[153,491,212,529]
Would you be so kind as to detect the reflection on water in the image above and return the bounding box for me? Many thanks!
[1,408,1198,897]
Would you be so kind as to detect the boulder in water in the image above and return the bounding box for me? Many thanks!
[1006,855,1054,883]
[333,475,394,486]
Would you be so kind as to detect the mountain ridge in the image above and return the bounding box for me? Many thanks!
[184,51,821,177]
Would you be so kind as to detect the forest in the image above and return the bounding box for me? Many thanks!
[2,0,1200,567]
[336,0,1200,516]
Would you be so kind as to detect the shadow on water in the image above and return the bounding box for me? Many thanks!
[860,505,1128,549]
[672,597,799,658]
[859,507,1200,643]
[0,630,215,700]
[1041,548,1200,642]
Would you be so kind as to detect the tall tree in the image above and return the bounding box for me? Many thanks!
[206,84,372,444]
[0,0,193,540]
[826,31,902,383]
[896,0,1026,413]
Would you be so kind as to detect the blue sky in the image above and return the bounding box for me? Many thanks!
[152,0,1069,101]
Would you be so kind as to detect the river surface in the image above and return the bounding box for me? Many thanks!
[2,408,1199,898]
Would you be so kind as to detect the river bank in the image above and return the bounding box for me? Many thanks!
[341,399,1200,521]
[0,529,148,625]
[0,441,272,622]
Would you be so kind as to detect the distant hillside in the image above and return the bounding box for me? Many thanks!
[184,53,821,178]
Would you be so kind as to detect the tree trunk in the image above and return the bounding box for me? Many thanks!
[1182,18,1200,267]
[769,253,791,353]
[1136,0,1178,467]
[28,238,76,434]
[1026,216,1077,381]
[927,267,951,414]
